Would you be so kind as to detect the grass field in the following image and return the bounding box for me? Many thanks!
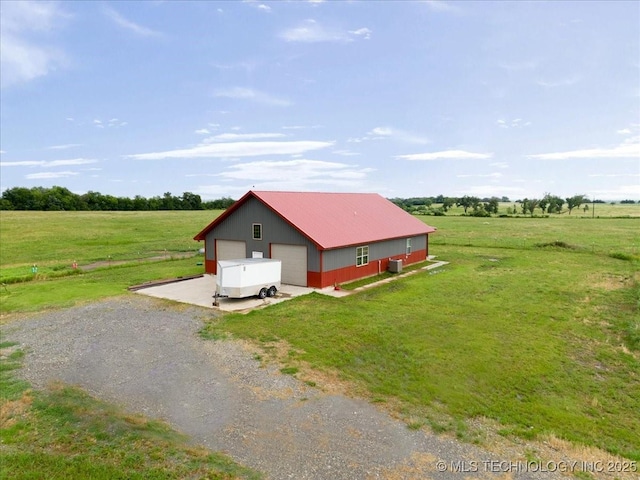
[1,207,639,472]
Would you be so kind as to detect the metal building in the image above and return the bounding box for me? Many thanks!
[194,191,437,288]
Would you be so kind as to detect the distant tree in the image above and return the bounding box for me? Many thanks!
[117,197,134,211]
[457,195,480,214]
[160,192,176,210]
[527,198,539,216]
[566,194,587,215]
[521,198,539,216]
[133,195,149,210]
[483,198,499,215]
[539,194,550,214]
[547,195,564,214]
[442,197,455,212]
[501,196,510,202]
[621,199,636,204]
[181,191,202,210]
[2,187,36,210]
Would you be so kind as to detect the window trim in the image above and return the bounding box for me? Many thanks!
[252,223,263,240]
[406,238,412,255]
[356,245,369,267]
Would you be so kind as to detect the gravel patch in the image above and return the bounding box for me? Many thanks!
[3,296,561,479]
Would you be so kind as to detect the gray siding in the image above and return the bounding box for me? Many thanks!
[205,197,321,270]
[322,235,427,271]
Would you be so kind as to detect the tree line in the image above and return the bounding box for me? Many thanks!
[390,193,620,217]
[0,186,635,213]
[0,186,235,211]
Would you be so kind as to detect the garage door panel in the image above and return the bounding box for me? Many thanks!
[217,240,246,261]
[272,244,307,286]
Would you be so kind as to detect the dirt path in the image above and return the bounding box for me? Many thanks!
[3,296,564,479]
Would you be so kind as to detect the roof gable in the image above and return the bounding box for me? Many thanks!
[194,190,436,249]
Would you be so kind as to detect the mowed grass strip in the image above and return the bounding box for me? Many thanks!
[0,339,261,480]
[0,257,203,314]
[202,246,639,460]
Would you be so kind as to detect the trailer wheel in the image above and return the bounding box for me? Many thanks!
[267,286,277,297]
[258,288,268,299]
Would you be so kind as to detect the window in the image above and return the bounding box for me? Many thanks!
[356,245,369,266]
[406,238,412,255]
[252,223,262,240]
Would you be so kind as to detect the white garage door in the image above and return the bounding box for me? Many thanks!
[271,244,307,286]
[216,240,246,261]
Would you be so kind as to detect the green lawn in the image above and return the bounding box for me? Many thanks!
[0,210,220,270]
[425,215,640,257]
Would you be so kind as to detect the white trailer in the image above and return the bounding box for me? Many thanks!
[214,258,281,305]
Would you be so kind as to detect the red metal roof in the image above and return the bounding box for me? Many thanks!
[194,190,436,250]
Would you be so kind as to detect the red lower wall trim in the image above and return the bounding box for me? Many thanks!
[309,249,428,289]
[204,258,217,274]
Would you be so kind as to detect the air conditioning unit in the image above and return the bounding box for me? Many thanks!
[388,259,403,273]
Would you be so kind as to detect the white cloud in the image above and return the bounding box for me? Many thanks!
[617,128,631,135]
[590,185,640,201]
[490,162,509,169]
[25,171,79,179]
[217,159,367,180]
[536,75,581,88]
[332,149,361,156]
[370,127,393,136]
[458,185,526,197]
[354,126,430,145]
[456,172,503,179]
[243,0,272,12]
[195,129,211,135]
[213,87,291,107]
[202,132,287,142]
[497,118,531,129]
[349,27,372,40]
[282,125,323,130]
[423,1,463,14]
[526,140,640,160]
[0,1,69,88]
[279,19,369,43]
[588,173,640,178]
[46,143,82,150]
[126,140,333,160]
[196,158,374,192]
[1,158,98,167]
[397,150,493,161]
[103,6,162,37]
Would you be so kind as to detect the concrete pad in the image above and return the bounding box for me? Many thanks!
[135,275,326,312]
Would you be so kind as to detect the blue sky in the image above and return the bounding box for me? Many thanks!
[1,0,639,201]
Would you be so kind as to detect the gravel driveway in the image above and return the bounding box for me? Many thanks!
[4,296,560,479]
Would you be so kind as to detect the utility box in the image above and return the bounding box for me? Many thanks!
[215,258,281,304]
[388,259,403,273]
